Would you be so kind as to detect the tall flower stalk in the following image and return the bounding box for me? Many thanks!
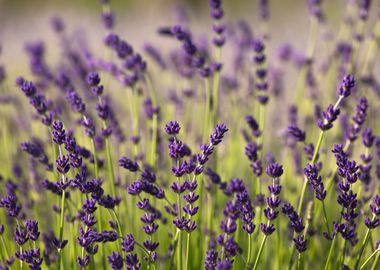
[297,74,355,215]
[253,163,283,270]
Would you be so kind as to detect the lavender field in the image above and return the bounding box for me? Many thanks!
[0,0,379,269]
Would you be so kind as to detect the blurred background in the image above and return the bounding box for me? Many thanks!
[0,0,353,73]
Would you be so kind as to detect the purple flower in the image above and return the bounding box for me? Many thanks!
[25,219,40,241]
[107,252,123,270]
[102,10,114,30]
[205,249,218,270]
[122,234,135,253]
[338,74,355,97]
[293,235,307,253]
[317,104,340,131]
[266,163,283,178]
[14,225,28,245]
[165,121,181,135]
[259,0,269,21]
[119,157,139,172]
[210,123,229,145]
[260,223,275,235]
[168,140,187,160]
[66,89,86,113]
[304,164,326,201]
[143,43,167,69]
[0,194,21,217]
[364,216,379,229]
[143,240,159,252]
[362,128,375,148]
[86,72,101,86]
[56,155,70,174]
[308,0,324,21]
[52,121,66,145]
[217,259,232,270]
[369,195,380,215]
[288,125,306,142]
[77,255,90,267]
[50,16,64,33]
[282,203,305,233]
[126,253,141,269]
[245,115,261,137]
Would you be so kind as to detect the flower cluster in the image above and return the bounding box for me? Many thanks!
[282,203,306,253]
[332,144,359,244]
[260,163,283,235]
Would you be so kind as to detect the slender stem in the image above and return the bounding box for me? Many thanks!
[91,138,99,179]
[80,225,89,270]
[296,253,301,270]
[105,140,116,190]
[19,246,23,270]
[206,190,214,246]
[176,159,182,270]
[246,234,252,269]
[370,248,380,270]
[340,240,347,268]
[57,187,66,270]
[168,229,180,270]
[321,201,331,236]
[90,137,106,269]
[134,241,151,256]
[185,232,191,270]
[294,16,319,105]
[150,114,158,168]
[0,235,10,260]
[297,130,324,215]
[252,235,268,270]
[212,47,221,128]
[103,120,116,196]
[144,74,158,168]
[203,78,211,142]
[287,244,295,270]
[324,234,337,270]
[355,216,375,269]
[361,248,379,269]
[311,131,324,164]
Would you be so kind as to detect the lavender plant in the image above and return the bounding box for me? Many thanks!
[0,0,380,270]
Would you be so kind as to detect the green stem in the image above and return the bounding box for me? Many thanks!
[177,228,182,269]
[150,114,158,168]
[355,216,375,269]
[104,129,116,196]
[134,241,150,256]
[206,190,214,246]
[203,78,211,142]
[296,253,301,270]
[168,229,180,270]
[176,161,182,270]
[297,129,324,215]
[252,235,268,270]
[185,232,191,270]
[144,74,158,168]
[19,246,23,270]
[340,240,347,268]
[57,186,66,270]
[321,201,331,236]
[80,225,89,270]
[90,137,106,269]
[370,248,380,270]
[361,248,379,269]
[324,235,338,270]
[246,234,252,269]
[0,235,10,260]
[91,138,99,179]
[212,47,221,128]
